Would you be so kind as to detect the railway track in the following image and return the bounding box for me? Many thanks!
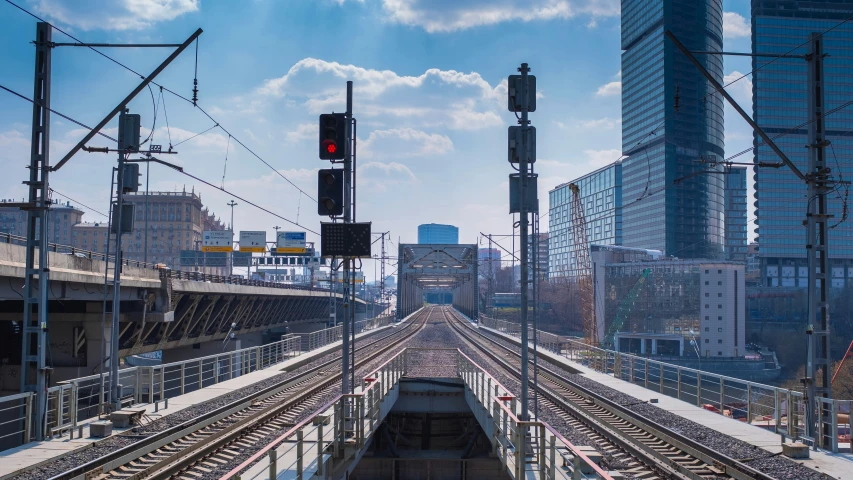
[40,309,430,480]
[443,307,777,480]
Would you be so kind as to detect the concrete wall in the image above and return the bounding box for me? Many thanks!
[699,264,746,357]
[161,331,266,364]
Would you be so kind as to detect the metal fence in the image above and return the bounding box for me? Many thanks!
[304,316,392,351]
[0,232,346,295]
[1,333,304,449]
[228,348,612,480]
[478,315,853,453]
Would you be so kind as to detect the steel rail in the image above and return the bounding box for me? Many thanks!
[446,309,779,480]
[35,310,426,480]
[143,310,430,480]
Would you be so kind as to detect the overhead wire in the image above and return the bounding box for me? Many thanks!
[47,188,109,218]
[0,84,118,142]
[1,85,317,235]
[594,10,853,201]
[3,0,317,204]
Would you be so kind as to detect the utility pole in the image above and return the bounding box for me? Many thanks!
[20,22,52,441]
[380,232,386,315]
[666,30,839,441]
[227,200,237,276]
[342,81,353,395]
[518,63,531,422]
[507,63,536,421]
[488,234,494,317]
[804,32,831,440]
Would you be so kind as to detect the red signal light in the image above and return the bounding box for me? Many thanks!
[323,139,337,154]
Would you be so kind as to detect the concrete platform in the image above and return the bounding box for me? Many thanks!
[477,324,853,480]
[0,318,410,478]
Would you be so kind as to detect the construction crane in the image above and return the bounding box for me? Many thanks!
[602,268,650,349]
[569,183,597,345]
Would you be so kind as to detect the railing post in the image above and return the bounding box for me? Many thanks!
[549,435,556,480]
[719,378,725,414]
[538,424,545,475]
[318,420,325,475]
[269,447,277,480]
[296,429,304,480]
[24,392,32,444]
[572,453,582,480]
[644,360,649,389]
[180,363,186,395]
[677,368,682,401]
[659,363,664,393]
[831,400,839,453]
[159,367,165,403]
[746,384,752,424]
[697,373,702,407]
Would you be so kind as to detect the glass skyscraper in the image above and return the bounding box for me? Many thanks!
[549,161,622,279]
[621,0,726,259]
[417,223,459,244]
[752,1,853,288]
[725,167,748,262]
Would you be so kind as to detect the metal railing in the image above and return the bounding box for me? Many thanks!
[227,345,409,480]
[0,231,161,270]
[478,315,853,453]
[2,333,305,447]
[228,348,612,480]
[0,232,366,297]
[304,316,392,351]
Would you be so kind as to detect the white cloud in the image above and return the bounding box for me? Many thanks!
[596,81,621,97]
[256,58,505,131]
[378,0,620,33]
[723,71,753,111]
[723,12,750,39]
[0,130,29,148]
[584,148,622,168]
[358,161,417,192]
[360,128,453,157]
[31,0,199,31]
[579,117,619,129]
[285,124,316,143]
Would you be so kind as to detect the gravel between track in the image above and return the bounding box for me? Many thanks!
[466,317,826,480]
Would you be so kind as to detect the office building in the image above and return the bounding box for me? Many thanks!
[417,223,458,244]
[602,258,745,358]
[0,199,84,245]
[621,0,725,258]
[478,248,501,279]
[725,167,748,262]
[534,232,549,280]
[752,1,853,288]
[548,161,622,279]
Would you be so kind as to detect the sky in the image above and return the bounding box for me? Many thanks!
[0,0,756,281]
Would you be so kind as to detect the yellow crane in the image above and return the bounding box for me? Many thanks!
[569,183,597,345]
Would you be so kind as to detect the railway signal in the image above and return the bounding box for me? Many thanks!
[318,113,346,160]
[318,168,344,216]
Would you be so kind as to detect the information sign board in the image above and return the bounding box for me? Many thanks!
[277,231,307,254]
[239,231,267,252]
[202,230,233,252]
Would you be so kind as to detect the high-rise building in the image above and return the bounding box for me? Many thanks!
[417,223,458,244]
[725,167,748,262]
[478,247,501,279]
[752,1,853,288]
[534,231,549,280]
[621,0,725,259]
[548,161,622,279]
